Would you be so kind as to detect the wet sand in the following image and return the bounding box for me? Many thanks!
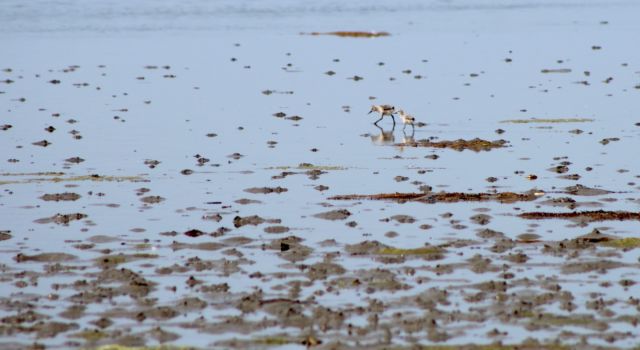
[1,1,640,349]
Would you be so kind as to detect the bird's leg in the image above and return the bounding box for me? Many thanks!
[374,115,383,125]
[391,115,396,125]
[402,123,407,131]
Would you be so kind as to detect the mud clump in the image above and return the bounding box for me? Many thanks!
[519,210,640,222]
[65,156,85,164]
[330,268,408,292]
[244,186,288,194]
[0,230,12,241]
[96,253,158,269]
[265,236,312,262]
[377,246,446,260]
[306,262,346,280]
[14,252,77,263]
[388,215,415,223]
[140,195,165,204]
[235,198,262,205]
[561,260,625,274]
[32,140,52,147]
[541,229,640,253]
[470,214,492,225]
[39,192,81,201]
[184,229,206,237]
[330,190,540,204]
[34,213,87,225]
[263,226,290,234]
[565,184,612,196]
[346,240,390,255]
[476,229,506,239]
[313,209,352,220]
[234,215,264,227]
[395,138,508,151]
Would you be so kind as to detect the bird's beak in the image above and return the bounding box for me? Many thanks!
[367,110,372,114]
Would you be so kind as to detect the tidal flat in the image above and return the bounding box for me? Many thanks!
[1,1,640,349]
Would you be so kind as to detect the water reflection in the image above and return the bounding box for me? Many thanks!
[394,128,416,152]
[402,128,415,144]
[370,124,395,145]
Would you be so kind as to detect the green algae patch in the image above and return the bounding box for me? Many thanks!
[251,337,294,345]
[602,237,640,249]
[395,138,507,152]
[214,335,299,348]
[500,118,594,124]
[375,246,447,262]
[527,313,609,331]
[133,243,154,251]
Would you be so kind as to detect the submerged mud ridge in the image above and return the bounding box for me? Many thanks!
[3,231,638,349]
[500,118,594,124]
[0,173,147,185]
[329,190,541,204]
[519,210,640,222]
[303,31,391,38]
[394,138,508,151]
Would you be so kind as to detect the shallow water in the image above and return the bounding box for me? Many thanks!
[1,0,640,349]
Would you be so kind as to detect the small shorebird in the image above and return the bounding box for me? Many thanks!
[397,110,415,131]
[368,105,396,125]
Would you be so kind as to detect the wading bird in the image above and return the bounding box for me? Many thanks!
[397,109,415,131]
[368,105,396,125]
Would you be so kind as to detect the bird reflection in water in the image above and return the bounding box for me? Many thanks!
[370,124,396,145]
[395,127,416,152]
[402,128,415,144]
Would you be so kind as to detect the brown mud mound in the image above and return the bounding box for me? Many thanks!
[501,117,593,123]
[519,210,640,222]
[34,213,87,225]
[394,138,508,151]
[330,190,540,204]
[564,184,612,196]
[313,209,351,220]
[303,31,390,38]
[14,252,77,263]
[244,186,288,194]
[233,215,265,228]
[39,192,81,201]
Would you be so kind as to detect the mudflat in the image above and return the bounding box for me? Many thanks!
[1,1,640,349]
